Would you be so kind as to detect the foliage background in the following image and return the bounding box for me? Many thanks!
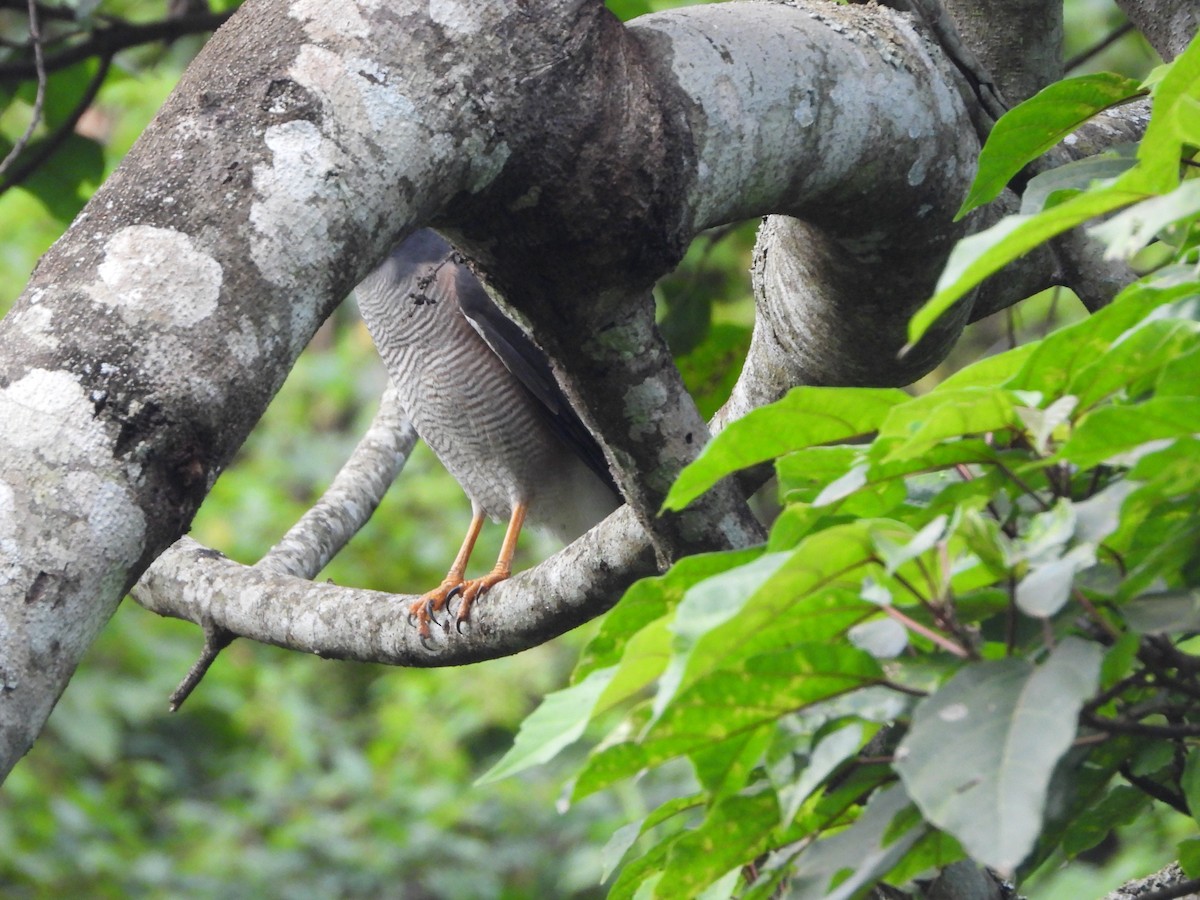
[0,0,1175,897]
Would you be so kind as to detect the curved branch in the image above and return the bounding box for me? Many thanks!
[136,508,657,667]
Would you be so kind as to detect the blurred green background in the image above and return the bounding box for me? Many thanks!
[0,0,1166,896]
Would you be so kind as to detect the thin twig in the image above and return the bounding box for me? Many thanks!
[1118,764,1190,816]
[0,11,232,79]
[880,604,972,658]
[1065,21,1137,72]
[0,53,111,193]
[0,0,46,179]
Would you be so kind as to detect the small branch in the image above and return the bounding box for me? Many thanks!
[879,679,929,698]
[1083,711,1200,739]
[0,0,46,179]
[1117,764,1190,816]
[1137,878,1200,900]
[153,384,419,708]
[992,459,1052,511]
[880,604,972,658]
[0,11,233,79]
[0,53,110,193]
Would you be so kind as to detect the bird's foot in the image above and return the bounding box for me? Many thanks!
[447,572,510,634]
[408,577,461,640]
[408,572,510,638]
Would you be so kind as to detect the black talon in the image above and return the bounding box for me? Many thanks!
[419,630,439,651]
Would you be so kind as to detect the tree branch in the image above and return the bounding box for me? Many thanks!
[0,11,233,79]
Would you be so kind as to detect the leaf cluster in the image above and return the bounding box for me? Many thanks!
[488,32,1200,899]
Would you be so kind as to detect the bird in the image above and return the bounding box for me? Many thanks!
[354,229,622,638]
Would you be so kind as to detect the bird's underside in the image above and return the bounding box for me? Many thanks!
[354,230,621,638]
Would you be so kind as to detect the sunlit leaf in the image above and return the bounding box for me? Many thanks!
[957,72,1144,217]
[1058,397,1200,469]
[665,388,907,510]
[653,789,778,899]
[477,666,616,783]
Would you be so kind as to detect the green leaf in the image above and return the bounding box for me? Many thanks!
[1136,33,1200,191]
[894,637,1103,876]
[1072,318,1200,411]
[1179,837,1200,879]
[958,72,1145,217]
[1058,397,1200,469]
[661,525,878,707]
[1019,154,1138,215]
[664,387,908,510]
[646,645,883,757]
[877,388,1019,461]
[653,789,779,899]
[1183,747,1200,820]
[1123,589,1200,634]
[690,725,773,801]
[775,723,866,827]
[1090,178,1200,259]
[601,796,702,883]
[575,547,762,678]
[910,181,1152,345]
[476,666,615,783]
[1007,280,1200,397]
[786,784,927,900]
[1061,785,1148,857]
[1015,544,1096,618]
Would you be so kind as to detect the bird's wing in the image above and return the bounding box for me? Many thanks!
[451,249,619,497]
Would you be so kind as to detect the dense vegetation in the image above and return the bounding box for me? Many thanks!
[1,0,1192,897]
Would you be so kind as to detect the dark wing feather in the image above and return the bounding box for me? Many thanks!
[444,242,619,497]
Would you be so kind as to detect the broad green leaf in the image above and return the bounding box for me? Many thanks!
[938,342,1038,390]
[1090,178,1200,259]
[1007,280,1200,396]
[787,784,926,900]
[878,388,1019,461]
[1183,747,1200,819]
[653,789,779,899]
[1123,589,1200,634]
[776,723,866,827]
[1061,785,1148,857]
[690,725,773,801]
[1071,318,1200,410]
[609,834,674,900]
[476,666,615,783]
[1136,33,1200,191]
[1019,154,1137,214]
[601,796,703,883]
[1158,346,1200,396]
[958,72,1144,217]
[894,637,1102,875]
[909,180,1151,345]
[661,525,878,707]
[1179,837,1200,879]
[646,645,883,757]
[664,387,908,510]
[1058,397,1200,469]
[575,547,762,678]
[1015,544,1096,618]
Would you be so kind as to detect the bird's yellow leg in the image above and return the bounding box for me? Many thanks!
[453,502,527,631]
[410,512,485,637]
